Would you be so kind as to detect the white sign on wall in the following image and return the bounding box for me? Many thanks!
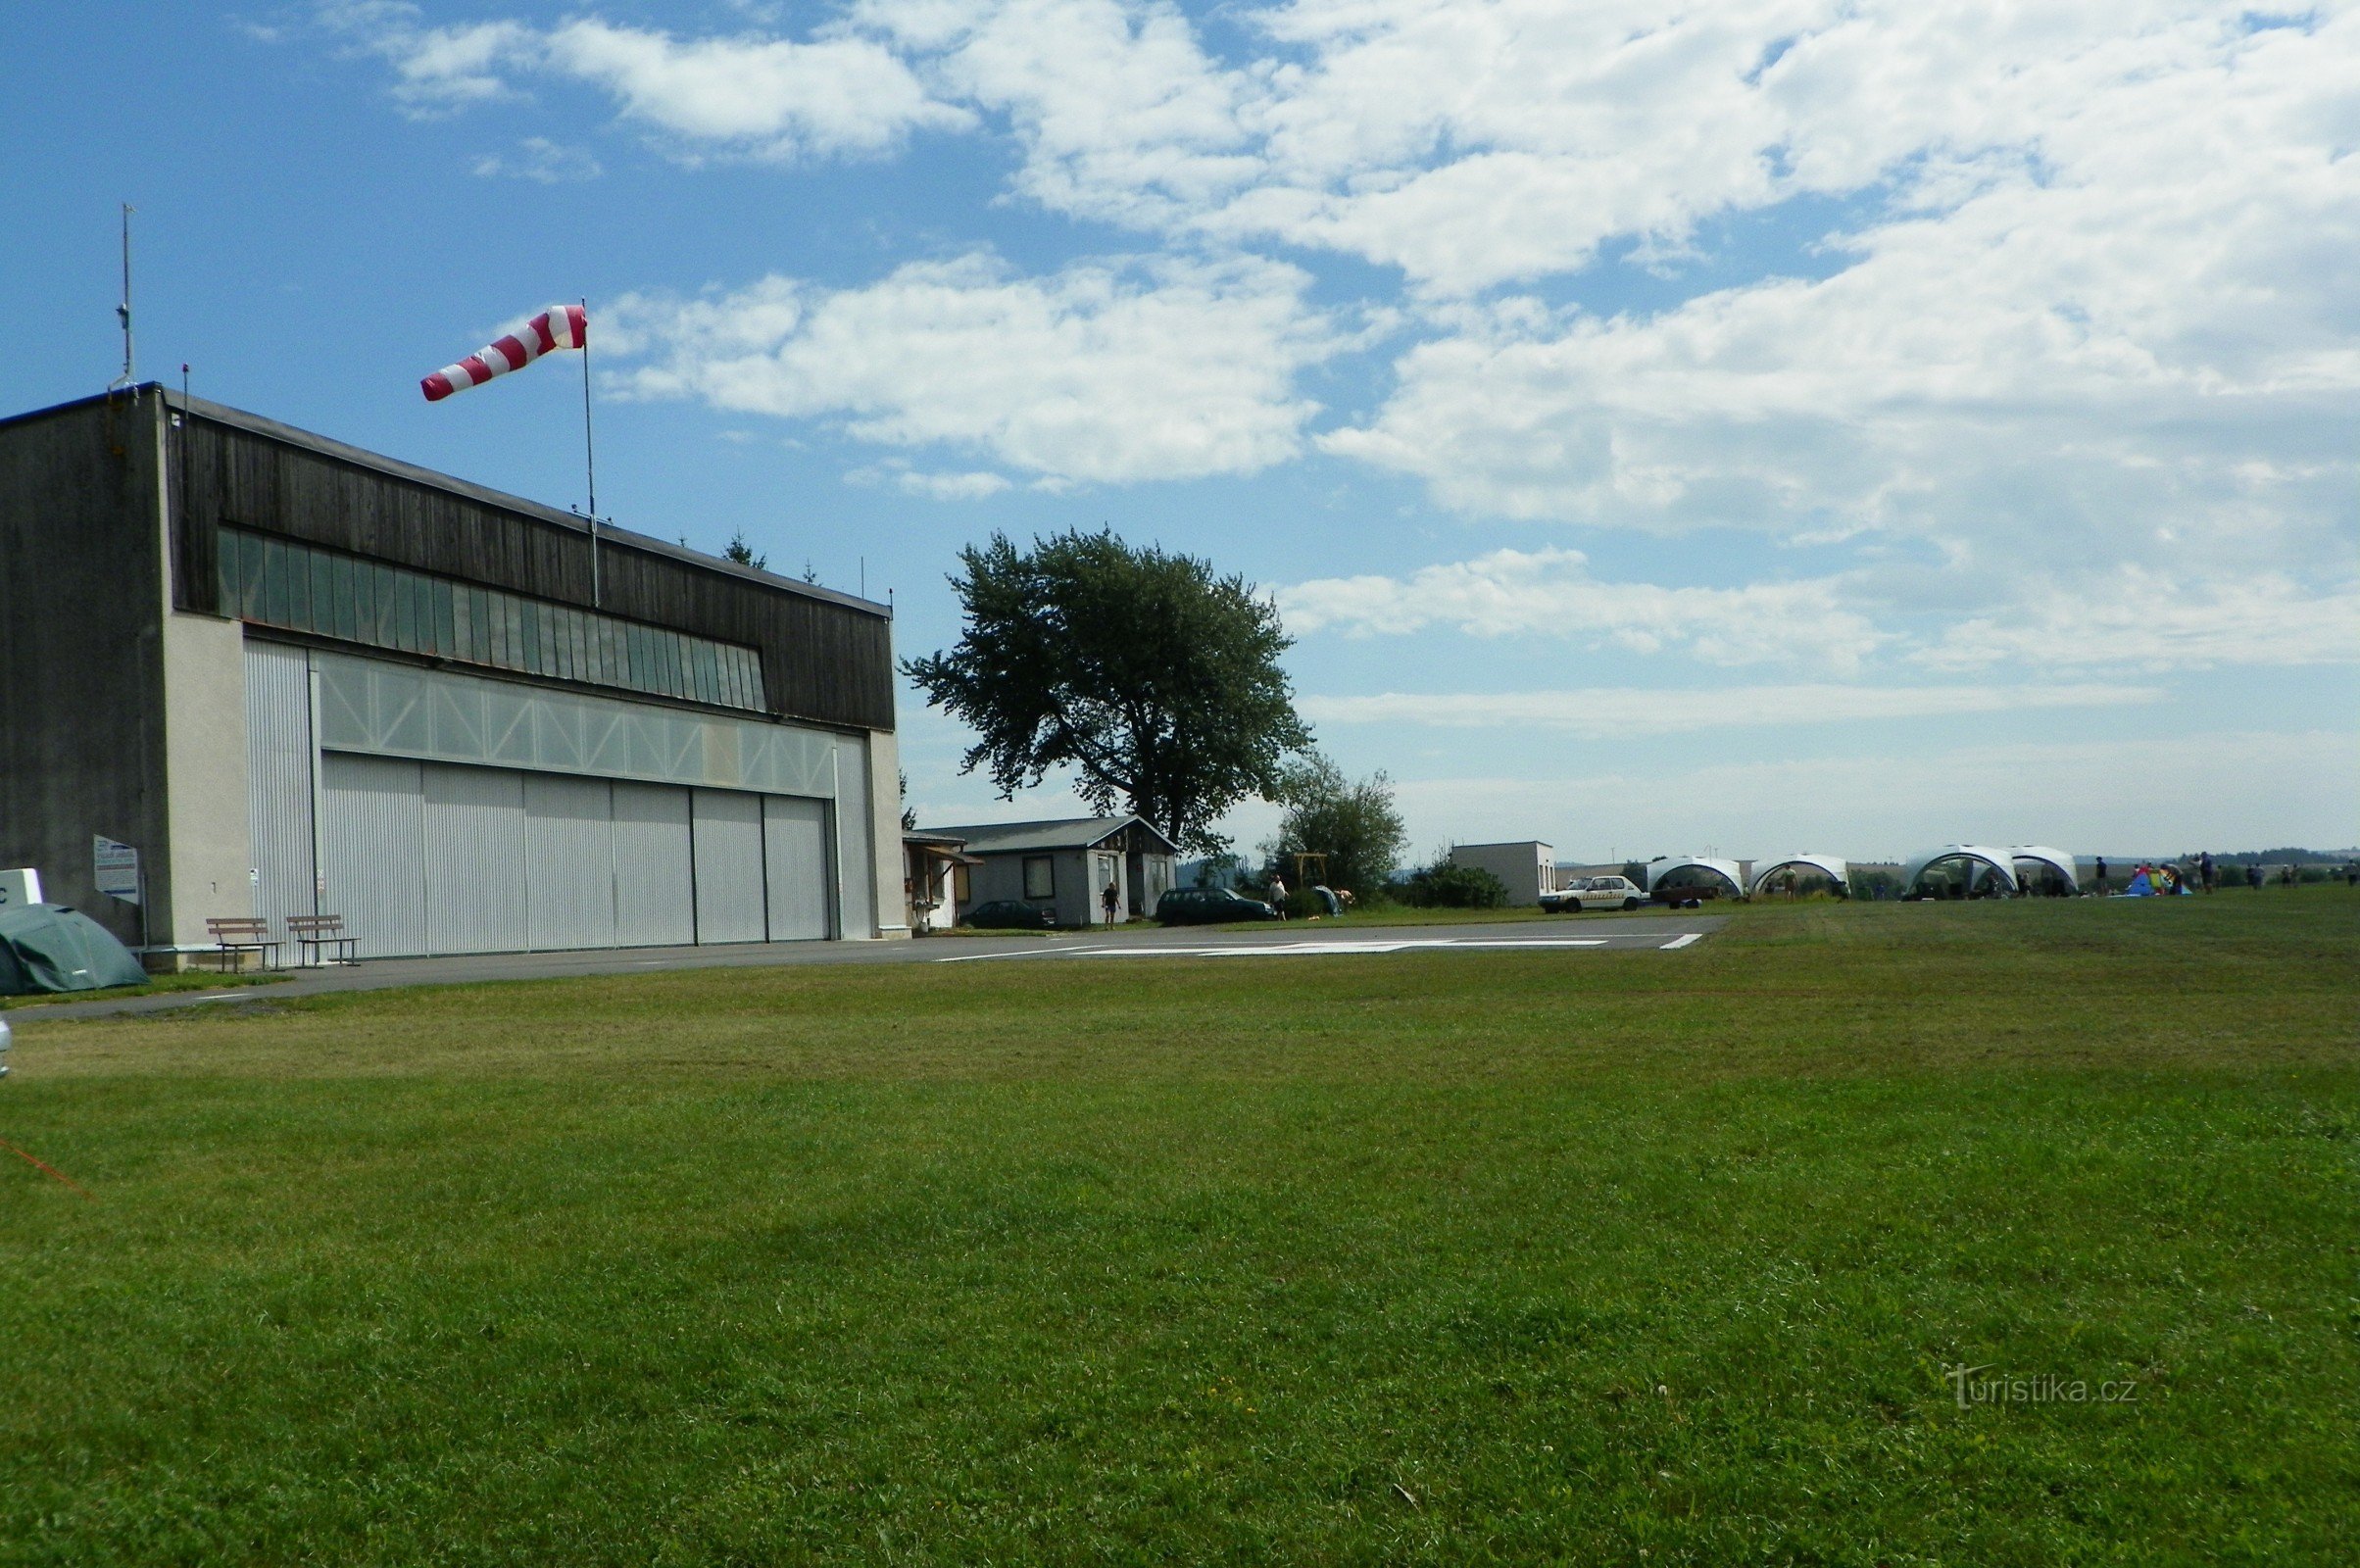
[93,836,141,904]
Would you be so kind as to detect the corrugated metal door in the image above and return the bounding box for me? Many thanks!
[244,641,317,938]
[320,753,427,957]
[524,772,616,951]
[613,781,695,948]
[691,788,766,943]
[424,763,528,954]
[833,736,874,939]
[762,795,832,941]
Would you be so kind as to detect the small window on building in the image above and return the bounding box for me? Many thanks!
[953,864,971,906]
[1023,856,1054,900]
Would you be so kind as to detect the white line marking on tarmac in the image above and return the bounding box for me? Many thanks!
[940,937,1612,963]
[1659,933,1701,950]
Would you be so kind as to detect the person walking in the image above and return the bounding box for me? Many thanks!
[2199,851,2216,893]
[1268,871,1289,919]
[2094,856,2110,895]
[1101,879,1120,926]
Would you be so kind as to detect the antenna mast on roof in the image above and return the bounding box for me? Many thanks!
[108,203,134,390]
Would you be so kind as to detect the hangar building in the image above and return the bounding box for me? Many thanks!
[0,386,905,963]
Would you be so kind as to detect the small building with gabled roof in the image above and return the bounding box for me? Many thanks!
[918,815,1182,927]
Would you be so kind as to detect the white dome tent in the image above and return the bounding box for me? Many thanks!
[1902,846,2020,900]
[1751,855,1849,897]
[1647,857,1747,900]
[2009,846,2081,896]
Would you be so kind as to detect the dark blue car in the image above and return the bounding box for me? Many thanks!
[1155,887,1282,925]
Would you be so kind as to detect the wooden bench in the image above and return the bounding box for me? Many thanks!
[205,916,282,972]
[286,914,358,967]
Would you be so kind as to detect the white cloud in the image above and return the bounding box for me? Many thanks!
[1302,681,2160,738]
[860,0,1261,225]
[471,135,602,182]
[848,461,1015,499]
[1278,547,1886,670]
[542,18,971,158]
[1924,569,2360,673]
[609,253,1339,483]
[325,3,964,155]
[322,2,532,112]
[322,2,2360,681]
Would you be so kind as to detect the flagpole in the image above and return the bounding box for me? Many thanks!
[581,295,599,608]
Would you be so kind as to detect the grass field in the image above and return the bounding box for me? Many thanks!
[3,891,2354,1564]
[0,969,285,1012]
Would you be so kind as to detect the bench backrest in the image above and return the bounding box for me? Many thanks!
[207,917,270,939]
[285,915,346,935]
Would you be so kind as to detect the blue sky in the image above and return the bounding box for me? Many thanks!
[7,1,2356,862]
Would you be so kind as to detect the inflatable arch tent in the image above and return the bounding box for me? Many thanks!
[0,904,148,995]
[1751,855,1849,898]
[2008,846,2081,896]
[1647,857,1746,900]
[1902,846,2020,899]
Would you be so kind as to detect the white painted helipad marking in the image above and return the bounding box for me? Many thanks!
[1659,933,1702,950]
[193,993,245,1002]
[940,937,1612,963]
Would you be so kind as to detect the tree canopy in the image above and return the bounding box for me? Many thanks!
[1264,752,1408,899]
[904,529,1309,856]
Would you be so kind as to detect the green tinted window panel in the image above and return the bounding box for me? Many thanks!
[219,527,767,712]
[240,533,268,619]
[310,553,334,635]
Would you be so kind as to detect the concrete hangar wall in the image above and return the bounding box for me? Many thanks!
[0,386,906,962]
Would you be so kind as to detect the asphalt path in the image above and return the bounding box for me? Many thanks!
[7,913,1728,1027]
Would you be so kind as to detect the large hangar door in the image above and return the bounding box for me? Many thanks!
[525,773,617,952]
[320,753,428,958]
[245,642,318,937]
[613,782,695,948]
[763,795,832,941]
[424,763,528,954]
[691,789,766,943]
[833,736,875,939]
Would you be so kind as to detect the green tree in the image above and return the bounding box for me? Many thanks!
[1398,852,1509,909]
[721,529,767,571]
[904,529,1310,856]
[1264,753,1407,900]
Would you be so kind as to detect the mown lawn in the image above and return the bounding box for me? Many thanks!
[2,891,2354,1564]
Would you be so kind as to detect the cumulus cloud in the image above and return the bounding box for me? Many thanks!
[1923,569,2360,673]
[1302,681,2160,738]
[608,254,1339,483]
[859,0,1261,225]
[1278,547,1887,670]
[320,2,2360,683]
[847,461,1016,499]
[324,2,964,155]
[471,135,602,181]
[322,2,531,113]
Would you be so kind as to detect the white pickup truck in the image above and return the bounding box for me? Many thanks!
[1540,874,1645,913]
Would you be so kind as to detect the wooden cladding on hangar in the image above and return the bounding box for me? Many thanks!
[169,405,894,731]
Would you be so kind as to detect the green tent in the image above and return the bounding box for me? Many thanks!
[0,904,149,995]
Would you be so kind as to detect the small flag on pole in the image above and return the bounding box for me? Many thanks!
[422,304,587,401]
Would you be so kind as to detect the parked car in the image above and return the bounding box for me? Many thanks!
[1540,875,1645,913]
[1155,887,1283,925]
[960,900,1057,930]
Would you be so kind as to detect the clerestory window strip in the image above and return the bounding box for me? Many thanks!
[215,525,767,713]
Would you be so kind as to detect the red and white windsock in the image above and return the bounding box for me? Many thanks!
[421,304,587,402]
